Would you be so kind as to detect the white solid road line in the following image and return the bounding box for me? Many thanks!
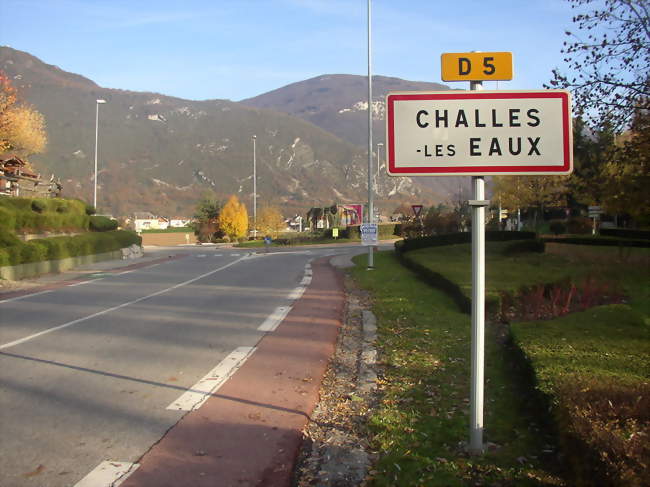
[0,289,53,304]
[167,346,256,411]
[68,280,92,287]
[74,461,139,487]
[258,306,291,332]
[0,256,249,351]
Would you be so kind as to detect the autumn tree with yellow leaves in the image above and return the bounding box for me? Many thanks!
[0,72,47,157]
[218,195,249,240]
[256,206,285,237]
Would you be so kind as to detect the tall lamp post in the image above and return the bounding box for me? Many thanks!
[367,0,374,269]
[376,142,383,193]
[94,99,107,211]
[251,135,257,239]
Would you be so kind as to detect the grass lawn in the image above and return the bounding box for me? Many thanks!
[351,251,564,486]
[353,243,649,486]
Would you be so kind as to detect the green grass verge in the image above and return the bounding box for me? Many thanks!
[371,243,649,486]
[351,252,564,486]
[511,305,649,391]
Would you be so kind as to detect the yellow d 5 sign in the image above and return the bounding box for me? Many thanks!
[441,52,513,81]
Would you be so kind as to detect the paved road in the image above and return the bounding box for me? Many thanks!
[0,245,364,487]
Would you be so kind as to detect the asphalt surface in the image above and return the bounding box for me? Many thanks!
[0,243,372,487]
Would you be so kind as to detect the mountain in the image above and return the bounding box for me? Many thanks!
[241,74,471,204]
[240,74,450,147]
[0,47,460,217]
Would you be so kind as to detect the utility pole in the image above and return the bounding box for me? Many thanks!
[93,99,106,211]
[252,135,257,239]
[367,0,374,269]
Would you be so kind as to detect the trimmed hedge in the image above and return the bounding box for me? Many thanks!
[0,230,141,267]
[395,231,537,253]
[89,215,119,232]
[0,197,89,233]
[543,236,650,248]
[600,228,650,240]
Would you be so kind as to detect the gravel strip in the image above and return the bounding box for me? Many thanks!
[292,275,378,487]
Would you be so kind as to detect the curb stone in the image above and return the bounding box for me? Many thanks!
[359,310,378,395]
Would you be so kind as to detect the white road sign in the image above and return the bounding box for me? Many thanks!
[386,90,572,176]
[360,223,378,246]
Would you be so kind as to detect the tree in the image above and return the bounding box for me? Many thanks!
[219,195,248,240]
[569,117,617,206]
[256,206,285,237]
[0,72,47,156]
[600,109,650,223]
[492,176,569,228]
[548,0,649,130]
[191,192,223,242]
[422,204,462,235]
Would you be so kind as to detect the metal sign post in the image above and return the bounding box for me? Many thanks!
[469,80,487,454]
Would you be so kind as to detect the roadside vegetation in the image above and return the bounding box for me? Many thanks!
[0,196,140,268]
[350,235,649,486]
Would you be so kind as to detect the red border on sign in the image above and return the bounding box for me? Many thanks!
[386,91,572,176]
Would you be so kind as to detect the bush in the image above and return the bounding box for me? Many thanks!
[0,230,141,267]
[543,236,650,248]
[556,378,650,487]
[54,201,69,213]
[89,215,118,232]
[85,204,96,215]
[600,228,650,240]
[395,231,538,253]
[549,220,567,235]
[31,199,47,213]
[567,217,592,234]
[0,197,89,233]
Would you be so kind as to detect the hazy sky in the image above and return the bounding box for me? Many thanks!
[1,0,577,101]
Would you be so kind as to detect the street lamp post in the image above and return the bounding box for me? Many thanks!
[367,0,374,269]
[252,135,257,239]
[94,99,107,211]
[376,142,383,193]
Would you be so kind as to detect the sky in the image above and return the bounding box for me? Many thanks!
[1,0,578,101]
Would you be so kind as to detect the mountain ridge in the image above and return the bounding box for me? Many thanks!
[1,46,462,217]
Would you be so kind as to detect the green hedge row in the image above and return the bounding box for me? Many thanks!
[395,231,537,253]
[599,228,650,240]
[0,197,90,233]
[0,230,141,267]
[89,215,118,232]
[543,236,650,248]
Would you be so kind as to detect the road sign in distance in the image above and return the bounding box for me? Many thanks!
[412,205,423,217]
[360,223,378,246]
[386,90,572,176]
[588,206,604,217]
[441,52,513,81]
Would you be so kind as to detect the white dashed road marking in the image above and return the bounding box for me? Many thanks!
[74,461,139,487]
[166,346,257,411]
